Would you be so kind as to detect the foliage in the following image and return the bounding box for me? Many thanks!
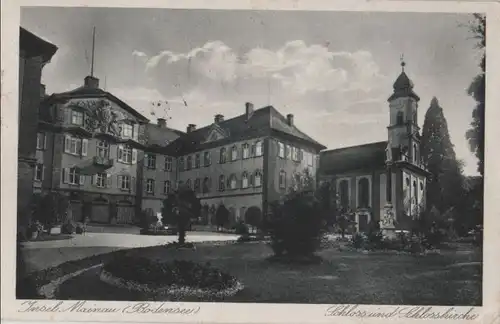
[234,221,249,235]
[267,169,326,258]
[103,256,237,290]
[465,13,486,176]
[162,185,201,244]
[140,208,156,229]
[420,97,467,232]
[33,192,70,227]
[215,204,230,229]
[245,206,262,230]
[335,208,356,238]
[61,222,75,234]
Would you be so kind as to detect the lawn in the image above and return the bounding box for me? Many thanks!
[56,241,482,305]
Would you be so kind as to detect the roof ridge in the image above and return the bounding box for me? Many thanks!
[321,141,387,153]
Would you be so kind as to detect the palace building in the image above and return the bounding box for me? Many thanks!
[318,62,430,232]
[36,76,325,225]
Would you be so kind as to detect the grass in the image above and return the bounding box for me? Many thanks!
[55,241,482,305]
[31,233,74,242]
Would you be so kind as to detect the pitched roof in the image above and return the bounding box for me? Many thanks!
[388,70,420,102]
[144,123,184,153]
[319,141,388,174]
[20,27,58,62]
[45,84,150,122]
[168,105,326,154]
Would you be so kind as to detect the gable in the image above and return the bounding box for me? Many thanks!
[203,124,228,144]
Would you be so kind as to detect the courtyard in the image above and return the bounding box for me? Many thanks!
[22,237,482,305]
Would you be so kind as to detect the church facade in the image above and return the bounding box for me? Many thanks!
[318,63,431,232]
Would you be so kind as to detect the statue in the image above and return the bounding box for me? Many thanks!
[156,212,163,226]
[385,142,392,163]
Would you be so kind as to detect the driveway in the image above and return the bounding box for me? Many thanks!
[20,232,239,273]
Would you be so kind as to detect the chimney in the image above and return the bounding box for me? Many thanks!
[214,114,224,123]
[187,124,197,133]
[287,114,294,126]
[245,102,254,120]
[40,84,46,99]
[84,75,99,89]
[157,118,166,128]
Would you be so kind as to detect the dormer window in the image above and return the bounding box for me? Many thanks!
[71,109,84,126]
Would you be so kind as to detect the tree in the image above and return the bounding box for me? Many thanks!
[34,192,70,227]
[244,206,262,233]
[162,185,201,244]
[420,97,466,225]
[465,13,486,176]
[215,204,229,231]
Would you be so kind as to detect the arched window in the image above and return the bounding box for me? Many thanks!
[242,172,249,188]
[219,175,225,191]
[254,170,262,187]
[413,144,418,163]
[194,178,201,193]
[242,143,250,159]
[203,177,211,193]
[186,179,192,189]
[279,170,286,189]
[229,174,238,189]
[219,148,227,164]
[204,151,211,166]
[396,111,404,125]
[186,156,192,170]
[413,180,418,203]
[231,145,238,161]
[339,180,349,209]
[358,178,370,208]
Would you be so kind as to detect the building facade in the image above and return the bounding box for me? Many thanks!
[18,27,57,234]
[37,81,325,225]
[319,63,430,232]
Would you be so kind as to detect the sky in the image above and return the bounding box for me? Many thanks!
[21,7,482,175]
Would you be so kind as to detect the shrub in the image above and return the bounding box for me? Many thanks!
[267,190,325,257]
[75,225,84,235]
[61,222,75,234]
[103,256,236,290]
[351,232,367,249]
[234,221,248,235]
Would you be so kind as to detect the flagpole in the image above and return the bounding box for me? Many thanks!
[90,26,96,77]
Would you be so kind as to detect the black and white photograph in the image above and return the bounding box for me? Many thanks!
[2,1,498,323]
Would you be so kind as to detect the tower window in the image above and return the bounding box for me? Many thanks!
[396,111,404,125]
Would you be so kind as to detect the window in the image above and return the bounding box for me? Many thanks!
[413,180,418,204]
[219,175,225,191]
[64,167,82,185]
[164,157,172,171]
[118,175,131,191]
[96,140,109,158]
[186,179,192,189]
[231,146,238,161]
[291,147,298,161]
[396,111,404,125]
[34,163,43,181]
[278,142,285,158]
[358,178,370,208]
[194,178,201,193]
[64,135,88,156]
[117,145,134,163]
[36,133,46,150]
[254,170,262,187]
[204,152,211,166]
[179,157,185,171]
[279,170,286,189]
[242,143,250,159]
[413,144,418,163]
[255,141,263,157]
[286,145,291,160]
[203,177,211,193]
[219,148,227,164]
[122,124,133,138]
[195,154,201,168]
[164,180,171,194]
[95,173,107,188]
[146,154,157,169]
[242,172,249,188]
[229,174,238,189]
[146,179,155,194]
[339,180,349,209]
[71,109,84,126]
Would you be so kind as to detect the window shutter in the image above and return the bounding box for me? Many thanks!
[106,174,112,188]
[64,108,71,124]
[117,175,123,189]
[133,124,139,141]
[64,135,71,153]
[132,149,138,164]
[91,175,96,186]
[43,133,47,149]
[251,144,256,157]
[81,139,88,156]
[79,174,85,185]
[42,166,45,181]
[62,168,69,183]
[131,177,136,192]
[76,140,82,156]
[117,145,123,162]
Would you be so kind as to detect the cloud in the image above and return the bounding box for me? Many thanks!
[132,50,147,58]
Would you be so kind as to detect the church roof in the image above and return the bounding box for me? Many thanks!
[388,64,420,102]
[319,141,388,174]
[20,27,58,62]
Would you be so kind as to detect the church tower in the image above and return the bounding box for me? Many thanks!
[387,59,421,166]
